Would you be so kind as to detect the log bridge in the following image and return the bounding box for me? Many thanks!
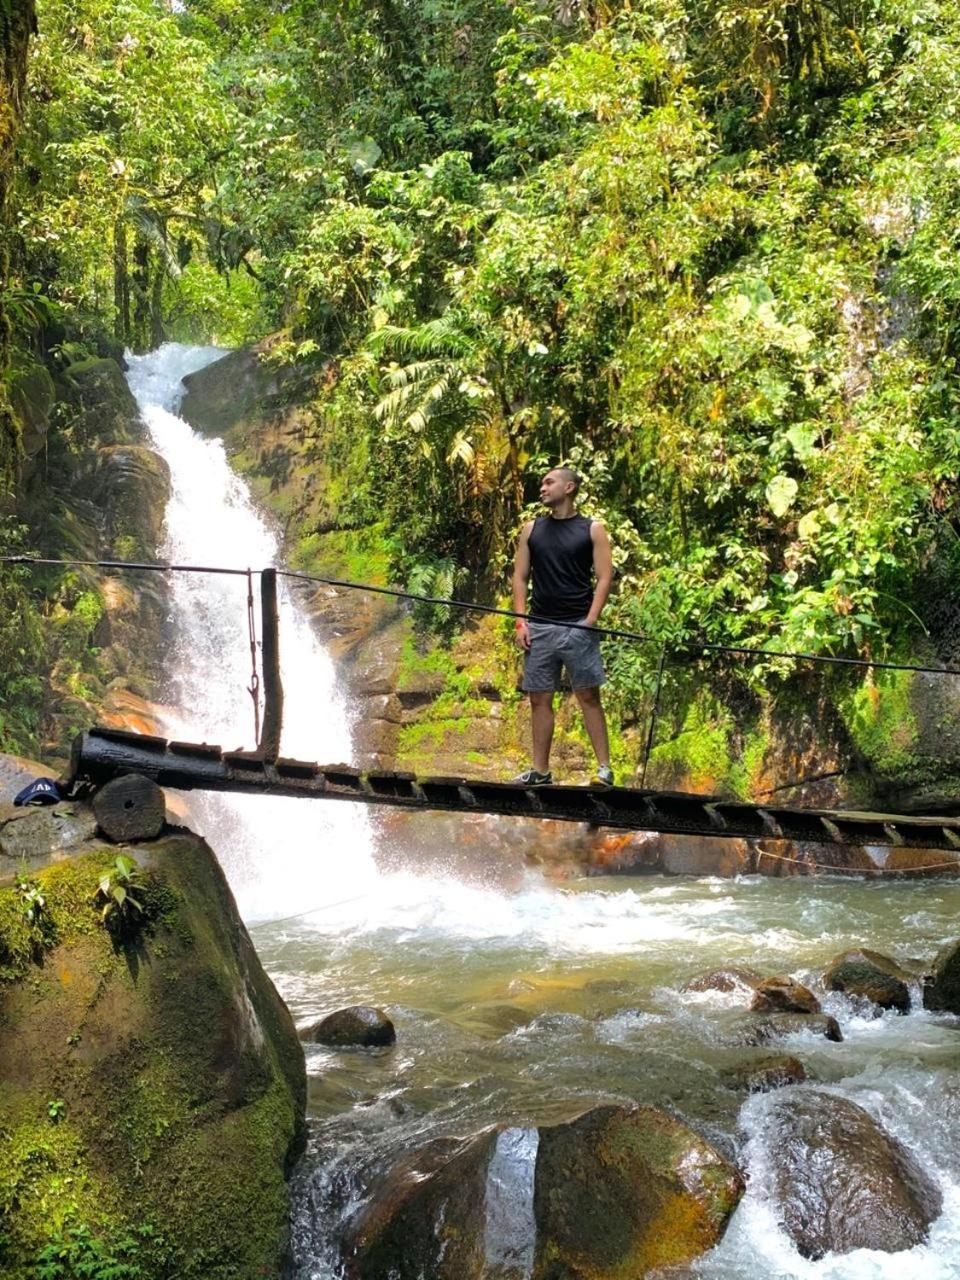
[70,726,960,852]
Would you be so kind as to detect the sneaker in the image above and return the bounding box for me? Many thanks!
[512,768,553,786]
[592,764,615,787]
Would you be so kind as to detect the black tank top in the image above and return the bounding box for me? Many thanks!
[529,514,594,621]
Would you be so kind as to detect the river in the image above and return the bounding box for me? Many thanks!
[126,344,960,1280]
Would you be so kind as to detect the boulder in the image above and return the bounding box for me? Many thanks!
[60,356,139,446]
[0,751,49,799]
[923,939,960,1014]
[532,1104,744,1277]
[0,830,306,1276]
[735,1013,843,1045]
[0,800,99,875]
[762,1092,942,1258]
[750,976,821,1015]
[733,1055,806,1093]
[346,1105,744,1280]
[824,948,913,1013]
[682,967,762,996]
[304,1005,396,1048]
[180,341,283,437]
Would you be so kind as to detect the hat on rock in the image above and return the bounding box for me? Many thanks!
[13,777,64,807]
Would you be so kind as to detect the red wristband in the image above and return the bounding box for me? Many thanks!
[515,620,526,630]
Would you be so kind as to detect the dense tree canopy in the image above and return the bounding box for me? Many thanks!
[5,0,960,752]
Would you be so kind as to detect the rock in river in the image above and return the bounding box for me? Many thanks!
[761,1091,942,1258]
[345,1104,744,1279]
[924,939,960,1015]
[733,1055,807,1093]
[824,948,913,1013]
[303,1005,396,1047]
[750,976,821,1015]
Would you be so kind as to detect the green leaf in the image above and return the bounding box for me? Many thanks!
[786,425,819,461]
[766,475,799,518]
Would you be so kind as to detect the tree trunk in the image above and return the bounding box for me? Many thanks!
[113,217,131,346]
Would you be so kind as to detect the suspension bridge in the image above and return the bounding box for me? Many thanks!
[7,555,960,862]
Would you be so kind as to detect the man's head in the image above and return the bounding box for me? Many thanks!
[540,467,581,509]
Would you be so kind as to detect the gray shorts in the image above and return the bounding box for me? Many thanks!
[522,617,606,692]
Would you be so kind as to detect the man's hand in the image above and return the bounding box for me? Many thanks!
[515,620,531,651]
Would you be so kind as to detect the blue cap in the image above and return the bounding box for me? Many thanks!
[13,777,64,807]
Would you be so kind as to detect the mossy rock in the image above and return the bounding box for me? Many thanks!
[533,1104,744,1278]
[824,948,912,1012]
[346,1106,743,1280]
[0,830,306,1278]
[60,357,139,446]
[923,938,960,1014]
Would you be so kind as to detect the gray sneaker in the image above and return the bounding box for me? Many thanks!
[592,764,615,787]
[512,768,553,786]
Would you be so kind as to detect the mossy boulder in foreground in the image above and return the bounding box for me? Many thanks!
[0,829,306,1279]
[346,1104,744,1279]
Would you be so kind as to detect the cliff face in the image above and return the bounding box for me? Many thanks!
[0,799,306,1278]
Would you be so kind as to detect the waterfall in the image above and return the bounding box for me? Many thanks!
[125,343,377,920]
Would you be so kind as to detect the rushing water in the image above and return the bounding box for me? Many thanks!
[128,345,960,1280]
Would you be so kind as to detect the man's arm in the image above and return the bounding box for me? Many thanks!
[585,522,613,626]
[512,521,534,650]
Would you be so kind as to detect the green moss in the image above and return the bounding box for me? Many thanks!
[0,835,304,1279]
[840,669,923,779]
[649,694,736,793]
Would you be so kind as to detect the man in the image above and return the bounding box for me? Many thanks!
[512,466,614,786]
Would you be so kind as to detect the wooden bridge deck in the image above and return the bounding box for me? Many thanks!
[70,726,960,853]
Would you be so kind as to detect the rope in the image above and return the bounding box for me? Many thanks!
[754,845,960,876]
[245,567,261,744]
[5,552,960,676]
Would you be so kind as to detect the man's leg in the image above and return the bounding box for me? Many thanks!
[574,685,610,768]
[530,690,555,774]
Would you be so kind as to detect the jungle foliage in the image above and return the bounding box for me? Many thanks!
[5,0,960,740]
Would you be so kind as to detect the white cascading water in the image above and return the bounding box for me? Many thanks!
[125,344,379,920]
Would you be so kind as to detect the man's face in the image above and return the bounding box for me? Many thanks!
[540,470,572,508]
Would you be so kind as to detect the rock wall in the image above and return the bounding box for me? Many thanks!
[10,353,171,761]
[0,796,306,1278]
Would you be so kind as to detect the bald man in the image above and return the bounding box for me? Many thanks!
[511,467,614,786]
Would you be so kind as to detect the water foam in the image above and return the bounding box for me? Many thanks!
[125,344,377,919]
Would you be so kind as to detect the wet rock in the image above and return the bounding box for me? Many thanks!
[458,1003,534,1036]
[94,444,171,561]
[763,1091,942,1258]
[923,939,960,1014]
[0,800,99,874]
[750,976,821,1015]
[824,948,913,1013]
[733,1055,806,1093]
[532,1104,744,1277]
[346,1105,744,1280]
[0,751,49,799]
[346,1132,496,1279]
[60,356,139,445]
[304,1005,396,1048]
[682,967,762,995]
[737,1013,843,1045]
